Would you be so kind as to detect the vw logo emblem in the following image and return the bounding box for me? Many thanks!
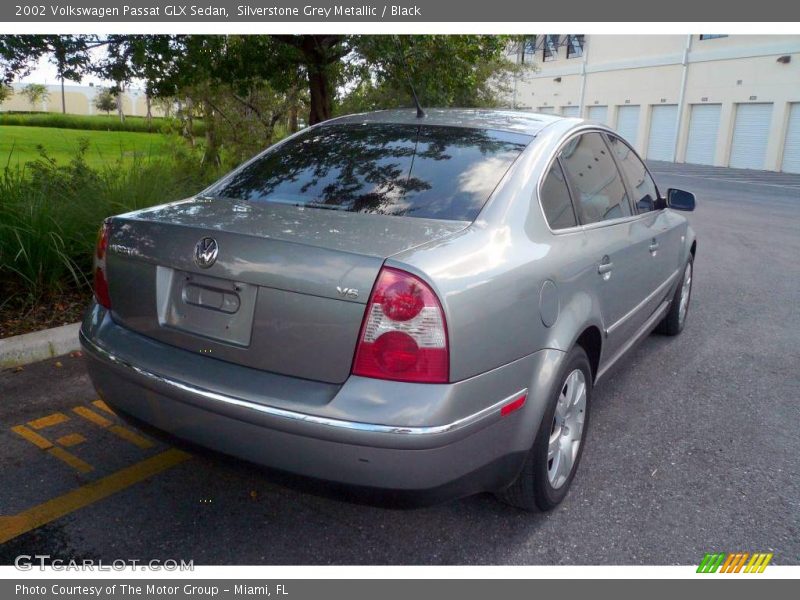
[194,237,218,268]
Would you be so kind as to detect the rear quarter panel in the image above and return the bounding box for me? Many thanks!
[391,121,605,382]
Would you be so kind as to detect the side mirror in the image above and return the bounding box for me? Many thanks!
[667,188,696,212]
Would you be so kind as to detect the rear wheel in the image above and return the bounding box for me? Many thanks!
[497,345,592,511]
[657,255,693,336]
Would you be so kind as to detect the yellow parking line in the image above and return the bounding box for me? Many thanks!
[73,406,113,428]
[73,405,154,449]
[0,448,191,545]
[12,425,53,450]
[28,413,69,430]
[109,425,154,449]
[48,447,93,474]
[93,399,116,415]
[55,433,86,448]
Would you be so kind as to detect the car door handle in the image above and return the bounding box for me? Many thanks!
[598,262,614,274]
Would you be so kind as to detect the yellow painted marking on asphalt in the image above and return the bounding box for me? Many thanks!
[93,399,115,415]
[109,425,154,449]
[0,448,191,545]
[28,413,69,430]
[47,447,93,474]
[73,406,113,428]
[56,433,86,448]
[73,405,153,448]
[758,553,773,573]
[12,425,53,450]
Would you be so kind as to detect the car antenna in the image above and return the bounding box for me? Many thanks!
[393,36,425,119]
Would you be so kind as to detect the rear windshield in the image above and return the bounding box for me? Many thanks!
[211,123,531,221]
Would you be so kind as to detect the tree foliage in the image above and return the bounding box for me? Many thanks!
[0,83,12,105]
[93,87,117,115]
[0,34,525,166]
[21,83,48,110]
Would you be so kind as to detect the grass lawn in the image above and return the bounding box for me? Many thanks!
[0,125,178,169]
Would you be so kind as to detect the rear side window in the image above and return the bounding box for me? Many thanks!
[605,134,660,213]
[540,160,577,229]
[212,123,531,222]
[559,132,632,225]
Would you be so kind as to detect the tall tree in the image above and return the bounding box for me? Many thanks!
[272,35,349,125]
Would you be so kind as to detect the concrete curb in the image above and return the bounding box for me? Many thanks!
[0,322,81,368]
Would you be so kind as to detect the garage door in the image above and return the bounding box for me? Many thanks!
[615,105,640,144]
[685,104,722,165]
[588,105,608,124]
[729,103,773,170]
[781,103,800,174]
[561,106,580,118]
[538,106,555,114]
[647,105,678,161]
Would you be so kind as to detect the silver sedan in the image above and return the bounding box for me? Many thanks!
[81,109,696,511]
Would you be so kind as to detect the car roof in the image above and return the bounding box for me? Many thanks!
[329,108,570,137]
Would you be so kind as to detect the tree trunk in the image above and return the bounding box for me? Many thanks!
[202,99,221,169]
[288,85,299,133]
[116,90,125,123]
[60,78,65,114]
[183,98,195,148]
[308,69,331,125]
[145,95,152,127]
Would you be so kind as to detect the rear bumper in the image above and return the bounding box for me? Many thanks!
[80,304,565,500]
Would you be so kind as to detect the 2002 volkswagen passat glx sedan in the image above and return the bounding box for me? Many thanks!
[81,109,696,511]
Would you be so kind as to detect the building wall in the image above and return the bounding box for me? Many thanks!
[509,34,800,171]
[0,83,165,118]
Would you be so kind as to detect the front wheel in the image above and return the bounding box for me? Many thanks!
[657,255,693,336]
[497,345,592,512]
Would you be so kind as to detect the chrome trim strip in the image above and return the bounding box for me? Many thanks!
[597,299,670,382]
[605,268,679,336]
[80,331,527,437]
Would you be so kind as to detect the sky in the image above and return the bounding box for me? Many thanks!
[17,45,117,88]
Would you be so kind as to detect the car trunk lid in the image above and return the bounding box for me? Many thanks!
[104,197,466,384]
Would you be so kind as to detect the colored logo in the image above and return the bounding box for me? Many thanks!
[697,552,773,573]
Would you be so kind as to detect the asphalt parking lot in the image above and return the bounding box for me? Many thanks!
[1,163,798,565]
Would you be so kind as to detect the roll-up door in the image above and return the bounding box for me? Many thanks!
[647,104,678,162]
[685,104,722,165]
[561,106,580,118]
[588,105,608,124]
[729,103,773,170]
[615,105,640,145]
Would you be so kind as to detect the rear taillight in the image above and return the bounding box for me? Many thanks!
[93,221,112,309]
[352,267,449,383]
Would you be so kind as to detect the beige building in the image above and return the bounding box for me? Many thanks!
[508,35,800,173]
[1,83,163,118]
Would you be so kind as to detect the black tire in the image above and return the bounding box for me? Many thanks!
[497,345,592,512]
[656,254,693,336]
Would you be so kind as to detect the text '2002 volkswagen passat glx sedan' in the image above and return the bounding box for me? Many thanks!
[81,109,696,511]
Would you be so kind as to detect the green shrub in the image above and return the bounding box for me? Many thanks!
[0,140,220,302]
[0,111,207,137]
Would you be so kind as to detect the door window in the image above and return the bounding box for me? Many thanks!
[605,134,660,213]
[540,160,578,229]
[559,133,631,225]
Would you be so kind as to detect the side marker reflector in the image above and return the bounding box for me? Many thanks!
[500,394,527,416]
